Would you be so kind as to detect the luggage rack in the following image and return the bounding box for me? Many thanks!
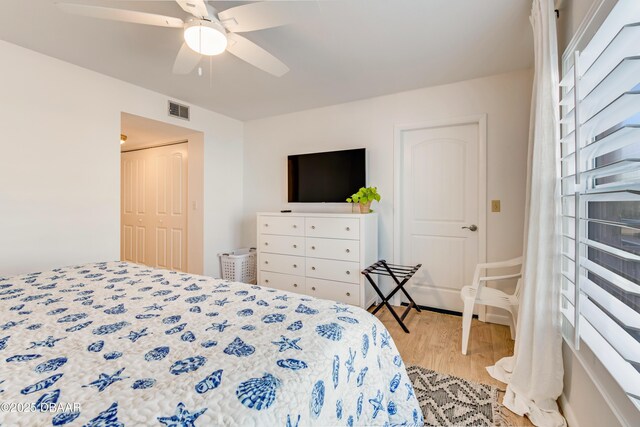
[362,260,421,333]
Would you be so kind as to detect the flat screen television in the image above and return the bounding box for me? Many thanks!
[288,148,366,203]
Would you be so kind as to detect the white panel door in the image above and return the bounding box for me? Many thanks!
[399,123,482,312]
[121,143,188,271]
[121,151,149,265]
[153,144,188,271]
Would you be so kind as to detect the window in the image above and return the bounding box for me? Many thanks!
[559,0,640,412]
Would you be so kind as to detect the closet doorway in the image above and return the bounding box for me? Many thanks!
[120,113,204,274]
[121,143,188,271]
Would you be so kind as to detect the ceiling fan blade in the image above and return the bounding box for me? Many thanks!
[218,1,311,33]
[226,33,289,77]
[56,3,184,28]
[175,0,211,19]
[173,43,202,74]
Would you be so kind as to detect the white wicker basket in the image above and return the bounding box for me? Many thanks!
[219,248,257,284]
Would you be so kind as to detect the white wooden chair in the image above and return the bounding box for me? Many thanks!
[460,256,523,355]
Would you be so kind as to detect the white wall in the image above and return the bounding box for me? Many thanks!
[557,0,600,52]
[242,69,533,312]
[560,339,636,427]
[0,40,243,277]
[556,0,617,55]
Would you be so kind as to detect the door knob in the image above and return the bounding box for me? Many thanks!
[461,224,478,232]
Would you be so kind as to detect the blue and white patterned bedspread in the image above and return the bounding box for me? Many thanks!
[0,262,422,426]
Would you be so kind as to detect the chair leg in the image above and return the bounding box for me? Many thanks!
[461,299,475,355]
[509,306,519,340]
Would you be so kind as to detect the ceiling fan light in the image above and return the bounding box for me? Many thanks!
[184,20,227,56]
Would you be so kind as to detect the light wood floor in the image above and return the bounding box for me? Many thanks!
[375,306,533,427]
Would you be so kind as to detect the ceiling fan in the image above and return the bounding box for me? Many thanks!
[56,0,308,77]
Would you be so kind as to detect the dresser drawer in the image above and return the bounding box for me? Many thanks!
[307,277,360,306]
[260,271,305,294]
[305,217,360,240]
[306,237,359,262]
[259,234,305,256]
[306,258,360,284]
[260,253,305,276]
[258,216,304,236]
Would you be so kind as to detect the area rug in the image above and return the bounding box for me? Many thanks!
[406,365,508,427]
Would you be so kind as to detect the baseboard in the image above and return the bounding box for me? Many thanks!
[558,393,579,427]
[365,296,378,310]
[399,302,468,318]
[484,312,511,327]
[396,302,512,328]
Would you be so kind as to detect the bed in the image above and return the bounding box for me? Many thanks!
[0,261,422,426]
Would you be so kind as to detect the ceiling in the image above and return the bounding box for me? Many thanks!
[121,112,199,151]
[0,0,534,120]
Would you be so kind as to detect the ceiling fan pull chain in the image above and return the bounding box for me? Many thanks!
[198,21,202,55]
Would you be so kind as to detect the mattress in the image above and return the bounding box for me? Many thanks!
[0,261,422,426]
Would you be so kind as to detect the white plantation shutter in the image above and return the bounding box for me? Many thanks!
[559,0,640,411]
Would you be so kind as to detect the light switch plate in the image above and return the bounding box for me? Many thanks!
[491,200,501,212]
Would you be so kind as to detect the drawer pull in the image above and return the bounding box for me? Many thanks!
[264,242,269,246]
[346,227,350,231]
[311,225,316,229]
[264,223,269,227]
[346,271,350,275]
[311,267,316,271]
[311,286,316,291]
[293,244,297,248]
[293,283,298,288]
[293,224,297,228]
[346,292,351,297]
[265,279,269,283]
[264,261,269,264]
[293,264,297,268]
[311,246,316,250]
[345,249,350,253]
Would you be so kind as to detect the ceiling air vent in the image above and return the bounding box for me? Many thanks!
[168,100,190,121]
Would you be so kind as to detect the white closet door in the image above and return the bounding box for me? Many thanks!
[121,150,149,265]
[121,143,188,271]
[400,123,481,312]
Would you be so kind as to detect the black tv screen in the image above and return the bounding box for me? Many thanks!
[288,149,366,203]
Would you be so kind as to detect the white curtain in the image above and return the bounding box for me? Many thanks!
[486,1,566,426]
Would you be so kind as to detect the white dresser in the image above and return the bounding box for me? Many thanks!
[256,212,378,309]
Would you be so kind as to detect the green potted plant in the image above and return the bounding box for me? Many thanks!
[346,187,381,213]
